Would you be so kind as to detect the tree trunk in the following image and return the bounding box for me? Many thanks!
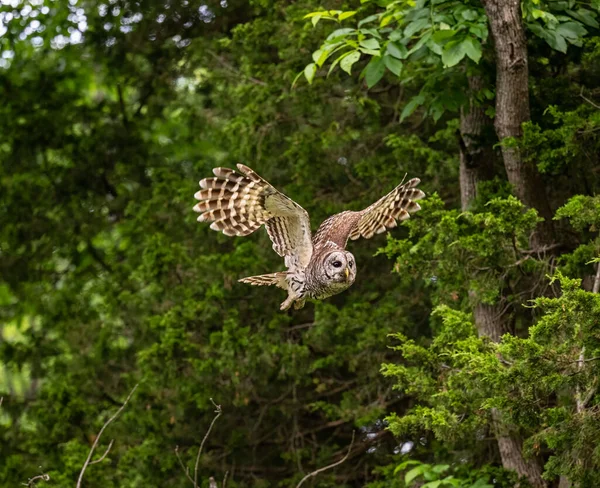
[459,76,495,211]
[481,0,555,248]
[459,67,547,487]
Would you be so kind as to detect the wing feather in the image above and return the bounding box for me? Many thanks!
[194,164,313,269]
[313,178,425,249]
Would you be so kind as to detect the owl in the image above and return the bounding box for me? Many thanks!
[193,164,425,310]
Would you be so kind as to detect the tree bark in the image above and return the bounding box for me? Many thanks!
[481,0,555,248]
[459,76,496,211]
[459,66,548,487]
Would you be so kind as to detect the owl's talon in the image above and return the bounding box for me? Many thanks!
[280,297,294,311]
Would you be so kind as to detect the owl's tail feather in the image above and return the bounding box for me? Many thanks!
[239,272,288,289]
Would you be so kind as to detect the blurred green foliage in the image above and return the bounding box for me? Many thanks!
[1,0,600,487]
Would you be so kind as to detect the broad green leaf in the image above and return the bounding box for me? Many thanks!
[359,48,381,56]
[461,9,479,21]
[340,51,361,74]
[462,37,482,63]
[421,481,442,488]
[312,49,324,65]
[566,9,599,28]
[432,29,457,43]
[432,464,450,474]
[386,41,408,59]
[339,11,357,21]
[441,39,467,67]
[469,24,488,39]
[556,20,587,40]
[365,56,386,88]
[358,14,379,27]
[405,18,429,38]
[360,27,383,39]
[405,465,425,485]
[304,63,317,84]
[400,93,426,121]
[326,28,356,41]
[312,15,322,27]
[383,55,402,76]
[389,29,404,41]
[360,38,381,50]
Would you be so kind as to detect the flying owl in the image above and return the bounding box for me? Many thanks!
[193,164,425,310]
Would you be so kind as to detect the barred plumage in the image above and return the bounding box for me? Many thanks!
[194,165,425,310]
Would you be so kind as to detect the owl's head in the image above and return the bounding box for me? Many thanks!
[322,250,356,286]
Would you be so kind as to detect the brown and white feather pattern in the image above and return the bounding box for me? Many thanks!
[193,164,313,270]
[313,178,425,250]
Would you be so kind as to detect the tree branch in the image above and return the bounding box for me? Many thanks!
[195,399,222,487]
[88,439,115,465]
[295,431,355,488]
[76,383,139,488]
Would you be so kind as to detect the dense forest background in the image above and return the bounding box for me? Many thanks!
[2,0,600,486]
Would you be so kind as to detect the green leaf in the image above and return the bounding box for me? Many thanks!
[461,9,479,21]
[360,38,380,50]
[358,14,379,27]
[462,37,482,63]
[400,94,425,121]
[556,21,587,40]
[340,51,361,74]
[383,55,402,76]
[291,70,304,89]
[422,481,442,488]
[312,49,324,65]
[566,9,599,29]
[405,18,429,38]
[311,15,322,27]
[304,63,317,84]
[386,41,408,59]
[405,465,425,485]
[326,28,356,41]
[441,39,467,67]
[339,11,357,21]
[365,56,386,88]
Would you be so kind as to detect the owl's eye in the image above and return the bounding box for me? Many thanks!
[332,261,343,268]
[348,261,354,268]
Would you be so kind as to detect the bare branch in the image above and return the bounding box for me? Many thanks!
[580,87,600,111]
[194,399,223,487]
[88,439,115,465]
[76,383,139,488]
[295,431,355,488]
[22,472,50,487]
[222,471,229,488]
[174,446,195,486]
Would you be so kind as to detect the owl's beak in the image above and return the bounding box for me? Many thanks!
[345,268,349,280]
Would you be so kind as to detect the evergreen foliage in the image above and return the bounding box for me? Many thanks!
[1,0,600,487]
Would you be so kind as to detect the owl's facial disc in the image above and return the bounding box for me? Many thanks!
[325,251,356,284]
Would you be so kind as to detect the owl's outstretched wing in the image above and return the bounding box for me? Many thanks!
[313,178,425,249]
[193,164,313,270]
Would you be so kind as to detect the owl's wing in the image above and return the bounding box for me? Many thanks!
[193,164,313,270]
[313,178,425,249]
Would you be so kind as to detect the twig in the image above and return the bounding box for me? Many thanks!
[295,431,355,488]
[194,399,222,487]
[76,383,139,488]
[0,397,3,408]
[88,439,114,465]
[174,446,195,485]
[580,87,600,111]
[222,471,229,488]
[22,472,50,487]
